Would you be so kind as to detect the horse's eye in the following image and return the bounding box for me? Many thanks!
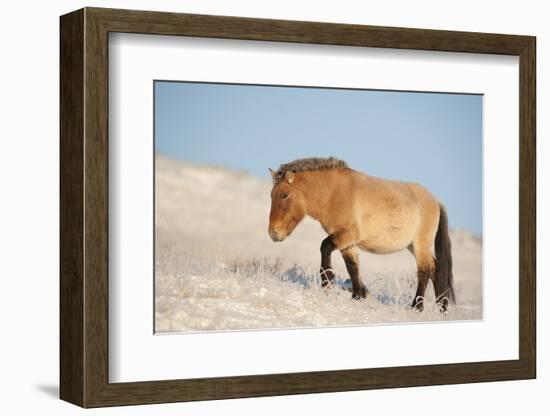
[280,192,289,200]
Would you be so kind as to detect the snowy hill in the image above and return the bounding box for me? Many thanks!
[155,156,482,333]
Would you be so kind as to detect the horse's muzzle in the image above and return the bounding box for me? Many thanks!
[269,230,283,242]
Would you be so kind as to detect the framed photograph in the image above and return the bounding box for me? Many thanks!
[60,7,536,408]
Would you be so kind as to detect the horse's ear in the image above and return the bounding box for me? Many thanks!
[284,171,294,184]
[269,168,277,185]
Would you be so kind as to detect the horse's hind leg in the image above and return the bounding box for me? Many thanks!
[410,197,439,311]
[341,247,367,299]
[411,248,436,312]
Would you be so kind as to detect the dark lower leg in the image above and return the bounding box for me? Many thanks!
[433,279,450,312]
[412,269,432,311]
[342,251,367,299]
[320,236,335,287]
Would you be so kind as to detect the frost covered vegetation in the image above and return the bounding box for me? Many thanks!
[155,157,483,333]
[155,253,481,332]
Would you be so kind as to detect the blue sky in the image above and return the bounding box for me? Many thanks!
[155,81,482,234]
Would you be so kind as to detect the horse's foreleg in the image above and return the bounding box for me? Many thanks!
[341,247,367,299]
[319,228,359,289]
[320,236,336,287]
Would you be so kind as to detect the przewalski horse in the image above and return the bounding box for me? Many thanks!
[268,157,455,312]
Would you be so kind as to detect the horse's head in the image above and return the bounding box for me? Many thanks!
[268,169,306,242]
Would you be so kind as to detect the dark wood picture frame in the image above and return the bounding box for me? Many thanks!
[60,7,536,408]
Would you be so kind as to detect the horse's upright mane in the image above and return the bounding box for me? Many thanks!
[273,157,349,185]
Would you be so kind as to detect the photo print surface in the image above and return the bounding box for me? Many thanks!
[154,81,483,333]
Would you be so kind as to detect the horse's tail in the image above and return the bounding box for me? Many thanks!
[434,204,456,305]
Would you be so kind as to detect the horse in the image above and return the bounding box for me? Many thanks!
[267,157,455,312]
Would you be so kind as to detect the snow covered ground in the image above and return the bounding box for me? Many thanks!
[155,156,483,333]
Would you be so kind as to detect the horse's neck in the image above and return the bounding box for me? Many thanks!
[298,172,336,225]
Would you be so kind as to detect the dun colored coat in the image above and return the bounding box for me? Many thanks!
[268,157,455,312]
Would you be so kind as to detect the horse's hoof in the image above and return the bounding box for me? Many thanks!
[321,280,334,290]
[351,287,368,300]
[411,295,425,312]
[437,301,449,314]
[411,302,424,312]
[319,268,335,284]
